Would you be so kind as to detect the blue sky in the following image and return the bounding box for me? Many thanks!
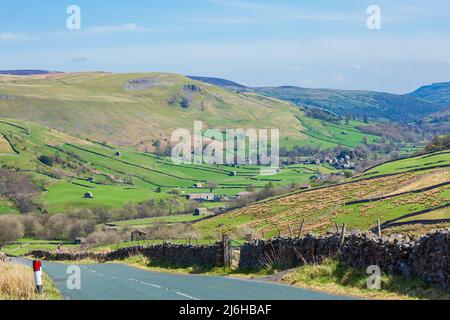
[1,0,450,93]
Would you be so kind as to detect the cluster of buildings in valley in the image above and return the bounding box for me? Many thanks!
[282,155,356,170]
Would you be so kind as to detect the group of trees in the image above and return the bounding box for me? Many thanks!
[0,169,41,212]
[425,134,450,153]
[0,213,96,248]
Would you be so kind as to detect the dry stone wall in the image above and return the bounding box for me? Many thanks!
[239,229,450,291]
[31,243,224,268]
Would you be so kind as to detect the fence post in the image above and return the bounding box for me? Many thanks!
[339,223,347,249]
[377,219,382,238]
[222,234,231,268]
[277,226,281,237]
[287,224,293,238]
[297,218,305,238]
[261,229,265,239]
[335,222,340,234]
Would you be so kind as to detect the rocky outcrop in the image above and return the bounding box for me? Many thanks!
[0,252,6,262]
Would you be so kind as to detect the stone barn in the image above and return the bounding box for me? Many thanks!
[84,192,94,199]
[194,208,208,216]
[131,230,148,241]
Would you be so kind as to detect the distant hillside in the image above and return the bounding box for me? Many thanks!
[249,87,442,123]
[190,76,448,123]
[0,72,378,151]
[424,107,450,124]
[0,70,60,76]
[409,82,450,108]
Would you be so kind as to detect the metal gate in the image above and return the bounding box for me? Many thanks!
[230,240,242,269]
[223,235,243,269]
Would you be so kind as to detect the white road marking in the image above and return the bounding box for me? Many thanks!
[175,291,200,300]
[79,266,200,300]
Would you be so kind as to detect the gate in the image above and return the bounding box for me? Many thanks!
[222,235,245,269]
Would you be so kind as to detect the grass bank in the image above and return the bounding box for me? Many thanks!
[277,259,450,300]
[0,261,61,300]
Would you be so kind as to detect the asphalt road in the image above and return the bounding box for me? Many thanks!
[13,258,350,300]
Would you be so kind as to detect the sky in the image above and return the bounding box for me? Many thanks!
[0,0,450,93]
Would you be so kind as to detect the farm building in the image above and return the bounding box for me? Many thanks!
[229,171,237,176]
[84,192,94,199]
[87,177,96,183]
[115,151,121,157]
[131,230,148,241]
[192,183,203,188]
[237,191,252,198]
[193,207,208,216]
[188,193,215,202]
[74,237,86,245]
[103,224,118,234]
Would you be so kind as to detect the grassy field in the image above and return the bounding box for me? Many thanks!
[193,153,450,237]
[359,150,450,178]
[111,214,209,227]
[0,118,341,214]
[2,239,78,257]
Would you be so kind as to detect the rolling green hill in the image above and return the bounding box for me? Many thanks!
[0,118,337,214]
[0,72,378,151]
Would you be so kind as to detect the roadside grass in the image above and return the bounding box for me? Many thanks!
[117,256,450,300]
[279,259,450,300]
[0,261,61,300]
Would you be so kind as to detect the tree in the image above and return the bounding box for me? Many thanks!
[45,214,70,240]
[207,182,218,193]
[38,155,54,167]
[425,135,450,153]
[245,184,255,192]
[0,215,24,248]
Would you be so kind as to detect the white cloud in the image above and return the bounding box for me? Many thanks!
[0,33,26,41]
[83,23,153,35]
